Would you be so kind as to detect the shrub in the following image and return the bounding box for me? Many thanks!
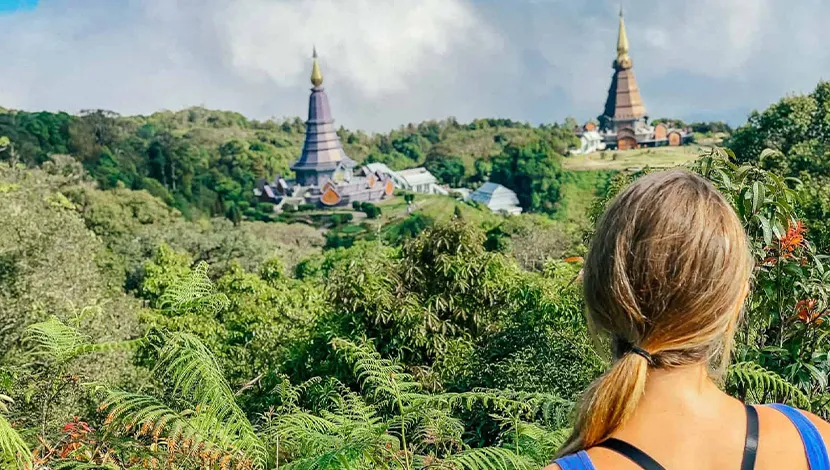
[297,203,316,212]
[361,202,382,219]
[325,233,356,249]
[330,213,354,226]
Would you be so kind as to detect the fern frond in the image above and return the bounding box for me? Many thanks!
[26,315,91,363]
[25,316,145,364]
[276,409,399,470]
[331,338,421,406]
[269,412,343,458]
[412,389,571,426]
[499,422,571,466]
[282,431,397,470]
[728,362,811,408]
[0,412,32,468]
[98,389,220,451]
[49,462,121,470]
[154,332,267,468]
[328,389,381,427]
[159,261,229,314]
[432,447,536,470]
[410,407,465,455]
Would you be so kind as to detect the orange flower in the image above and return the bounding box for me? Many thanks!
[780,221,807,254]
[796,299,825,325]
[564,256,584,263]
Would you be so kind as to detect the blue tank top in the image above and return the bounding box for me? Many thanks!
[554,404,829,470]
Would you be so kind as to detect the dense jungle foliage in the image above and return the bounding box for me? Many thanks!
[0,82,829,469]
[0,109,577,221]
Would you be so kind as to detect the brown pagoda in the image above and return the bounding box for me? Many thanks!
[574,8,691,153]
[600,8,646,143]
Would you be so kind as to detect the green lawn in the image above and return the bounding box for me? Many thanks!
[555,171,614,225]
[562,144,706,171]
[376,194,501,228]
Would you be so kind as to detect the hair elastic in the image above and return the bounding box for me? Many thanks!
[628,346,655,366]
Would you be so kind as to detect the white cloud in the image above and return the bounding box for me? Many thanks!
[638,0,772,78]
[1,0,830,130]
[0,0,500,129]
[217,0,492,97]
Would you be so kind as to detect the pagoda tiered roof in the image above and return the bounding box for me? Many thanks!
[601,9,646,124]
[291,48,355,173]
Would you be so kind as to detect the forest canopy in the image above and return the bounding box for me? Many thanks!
[0,109,578,222]
[0,82,829,468]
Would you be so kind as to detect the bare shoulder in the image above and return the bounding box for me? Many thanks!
[756,405,830,453]
[799,408,830,436]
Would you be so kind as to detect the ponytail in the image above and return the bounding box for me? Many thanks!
[556,170,754,458]
[556,349,650,457]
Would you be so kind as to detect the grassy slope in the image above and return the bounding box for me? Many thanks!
[376,194,501,228]
[555,171,614,226]
[556,144,709,227]
[562,144,704,171]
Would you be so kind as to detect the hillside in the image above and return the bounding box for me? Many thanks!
[562,144,703,171]
[0,108,581,221]
[5,79,830,469]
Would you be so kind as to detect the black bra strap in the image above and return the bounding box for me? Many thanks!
[596,404,760,470]
[741,404,759,470]
[596,438,666,470]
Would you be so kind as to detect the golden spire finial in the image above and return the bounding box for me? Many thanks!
[311,46,323,87]
[616,6,632,69]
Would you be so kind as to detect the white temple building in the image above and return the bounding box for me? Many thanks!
[362,163,447,195]
[470,182,523,215]
[571,130,606,155]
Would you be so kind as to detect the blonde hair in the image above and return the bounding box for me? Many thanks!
[558,170,753,456]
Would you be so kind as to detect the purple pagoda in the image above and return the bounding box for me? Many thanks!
[256,49,394,210]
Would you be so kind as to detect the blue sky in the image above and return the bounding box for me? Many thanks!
[0,0,36,12]
[0,0,828,131]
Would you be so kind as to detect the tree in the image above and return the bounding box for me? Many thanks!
[227,203,243,226]
[473,158,492,183]
[727,81,830,249]
[490,141,564,214]
[425,155,465,187]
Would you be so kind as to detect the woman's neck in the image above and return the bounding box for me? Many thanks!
[619,363,735,434]
[645,363,716,399]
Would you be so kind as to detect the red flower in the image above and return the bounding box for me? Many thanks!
[796,299,825,325]
[62,417,93,438]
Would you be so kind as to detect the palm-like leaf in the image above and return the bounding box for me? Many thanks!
[154,332,267,467]
[158,262,229,315]
[0,412,32,468]
[431,447,536,470]
[728,362,811,408]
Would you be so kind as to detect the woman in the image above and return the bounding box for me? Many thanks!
[546,171,830,470]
